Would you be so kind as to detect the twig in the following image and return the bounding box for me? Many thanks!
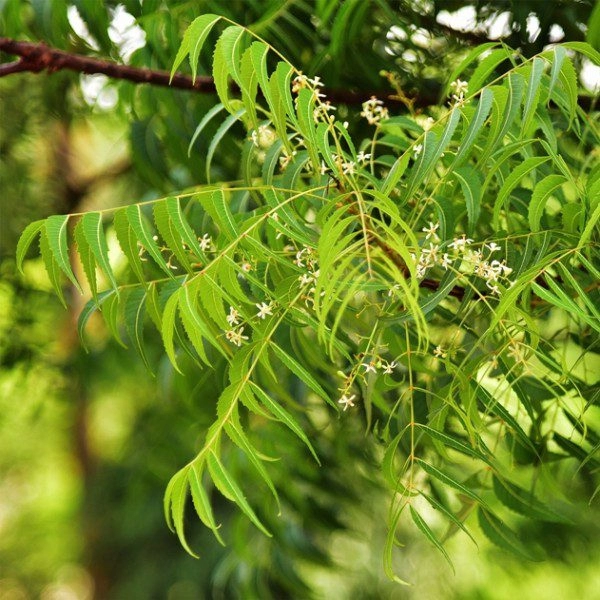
[0,37,435,107]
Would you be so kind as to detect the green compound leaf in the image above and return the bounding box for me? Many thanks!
[171,13,222,82]
[16,219,44,273]
[207,450,271,536]
[409,506,454,571]
[44,214,81,292]
[80,211,118,292]
[492,476,572,523]
[454,166,482,235]
[528,174,567,232]
[249,382,320,463]
[165,467,198,557]
[478,508,541,561]
[188,463,225,545]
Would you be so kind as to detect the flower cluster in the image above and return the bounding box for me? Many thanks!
[361,358,398,375]
[292,72,325,95]
[292,245,323,306]
[360,96,389,125]
[410,225,513,295]
[224,300,276,347]
[225,327,248,347]
[251,125,277,149]
[449,79,468,102]
[313,100,337,123]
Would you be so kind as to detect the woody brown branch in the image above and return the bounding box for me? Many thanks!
[0,37,436,107]
[1,38,594,111]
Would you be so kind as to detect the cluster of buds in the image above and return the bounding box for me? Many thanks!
[360,96,389,125]
[409,225,514,296]
[292,245,323,307]
[313,100,337,123]
[251,124,277,149]
[449,79,468,102]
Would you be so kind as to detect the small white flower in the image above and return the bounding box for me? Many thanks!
[440,253,453,270]
[298,272,315,286]
[313,101,337,122]
[255,301,274,319]
[413,143,423,157]
[362,362,377,374]
[309,75,324,88]
[382,361,398,374]
[486,282,501,295]
[241,262,252,272]
[448,235,474,252]
[342,160,356,175]
[292,72,309,93]
[319,161,329,175]
[433,345,447,358]
[226,306,240,326]
[199,234,212,251]
[360,96,389,125]
[422,221,439,240]
[486,242,501,253]
[507,341,523,362]
[279,149,297,170]
[356,151,372,164]
[387,283,400,297]
[225,326,249,347]
[338,393,357,411]
[423,116,435,131]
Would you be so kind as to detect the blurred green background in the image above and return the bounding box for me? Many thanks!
[1,1,599,598]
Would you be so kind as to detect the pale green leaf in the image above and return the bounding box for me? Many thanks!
[39,226,66,306]
[170,14,221,81]
[165,467,199,557]
[124,287,151,370]
[452,87,494,167]
[454,166,482,234]
[492,156,550,228]
[415,458,488,507]
[478,508,539,561]
[188,103,226,155]
[74,219,98,298]
[16,219,44,273]
[126,204,174,277]
[187,463,225,545]
[521,57,545,135]
[207,451,271,536]
[410,506,454,570]
[44,214,81,292]
[206,108,246,181]
[249,382,320,463]
[528,174,567,232]
[114,207,146,283]
[80,211,118,291]
[271,342,334,407]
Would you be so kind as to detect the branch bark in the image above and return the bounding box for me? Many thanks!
[0,37,437,107]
